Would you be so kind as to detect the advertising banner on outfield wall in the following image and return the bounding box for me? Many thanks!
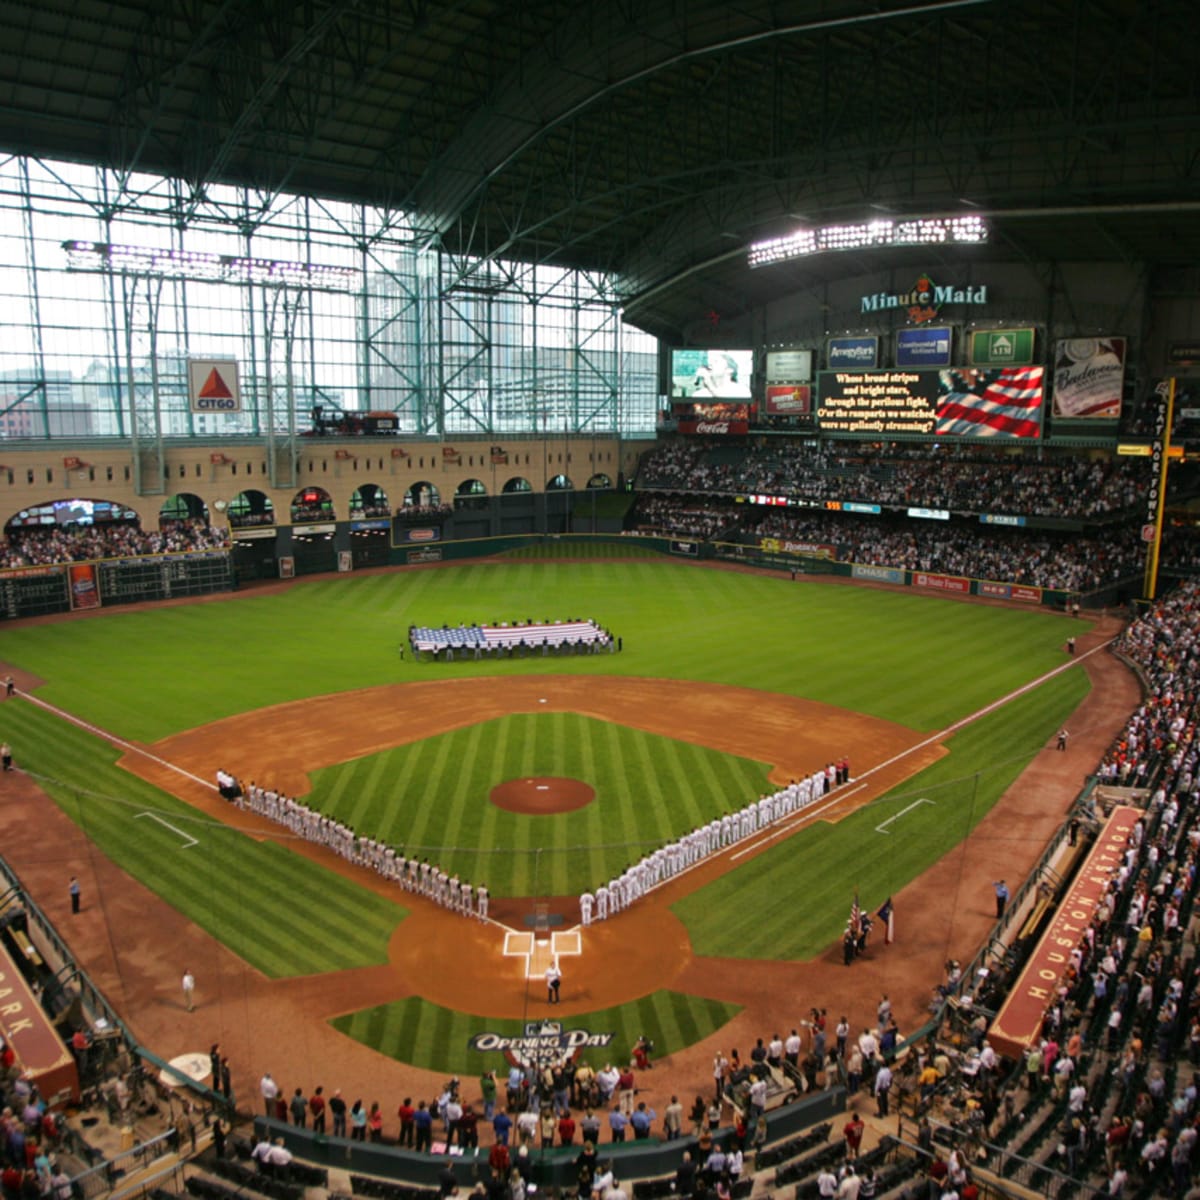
[978,581,1043,603]
[851,563,904,585]
[407,547,443,564]
[914,571,970,594]
[759,537,835,559]
[1052,337,1125,419]
[68,562,100,610]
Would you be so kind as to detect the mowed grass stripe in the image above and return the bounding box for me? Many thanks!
[330,989,742,1076]
[305,715,772,895]
[0,702,405,978]
[0,560,1087,742]
[672,668,1089,959]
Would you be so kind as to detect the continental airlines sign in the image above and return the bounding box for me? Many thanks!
[860,274,987,324]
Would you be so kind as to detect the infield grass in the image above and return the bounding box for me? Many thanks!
[308,714,772,895]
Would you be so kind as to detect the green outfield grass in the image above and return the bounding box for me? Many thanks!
[0,560,1082,742]
[307,713,772,895]
[672,665,1090,958]
[330,990,741,1077]
[0,700,405,978]
[0,556,1096,1062]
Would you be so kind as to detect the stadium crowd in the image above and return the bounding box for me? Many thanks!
[632,495,1147,593]
[0,519,230,568]
[637,438,1165,521]
[878,581,1200,1199]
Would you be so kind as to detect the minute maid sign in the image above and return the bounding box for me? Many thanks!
[469,1020,616,1068]
[861,274,987,324]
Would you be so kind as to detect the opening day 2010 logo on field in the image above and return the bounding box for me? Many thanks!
[468,1020,616,1068]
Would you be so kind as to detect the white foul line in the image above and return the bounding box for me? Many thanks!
[134,811,199,848]
[875,797,934,835]
[729,640,1112,860]
[19,692,215,791]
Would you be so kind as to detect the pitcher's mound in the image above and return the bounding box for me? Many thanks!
[490,777,595,814]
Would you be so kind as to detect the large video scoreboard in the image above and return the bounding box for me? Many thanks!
[817,366,1046,439]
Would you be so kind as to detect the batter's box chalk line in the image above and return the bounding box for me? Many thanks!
[874,797,935,835]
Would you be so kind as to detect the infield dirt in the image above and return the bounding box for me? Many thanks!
[0,614,1135,1137]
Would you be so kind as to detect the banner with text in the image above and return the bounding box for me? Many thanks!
[895,326,953,369]
[677,419,749,436]
[988,805,1140,1059]
[970,327,1036,366]
[827,336,879,369]
[913,571,970,594]
[764,384,812,415]
[760,536,835,560]
[851,563,904,585]
[1052,337,1125,420]
[765,349,813,382]
[68,562,101,610]
[188,359,242,413]
[818,366,1044,439]
[978,581,1043,603]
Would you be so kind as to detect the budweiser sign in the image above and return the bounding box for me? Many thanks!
[678,419,748,436]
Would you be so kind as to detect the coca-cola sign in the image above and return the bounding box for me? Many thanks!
[678,419,748,436]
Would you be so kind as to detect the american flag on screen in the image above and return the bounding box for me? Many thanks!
[848,893,863,940]
[935,366,1044,438]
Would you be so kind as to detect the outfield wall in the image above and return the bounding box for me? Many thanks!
[0,529,1141,620]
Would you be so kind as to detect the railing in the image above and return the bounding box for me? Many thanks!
[0,851,230,1200]
[109,1161,188,1200]
[915,1115,1086,1200]
[71,1130,182,1200]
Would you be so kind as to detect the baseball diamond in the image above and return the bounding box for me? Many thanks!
[0,561,1123,1101]
[0,5,1196,1193]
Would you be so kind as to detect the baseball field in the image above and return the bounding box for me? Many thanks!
[0,551,1095,1083]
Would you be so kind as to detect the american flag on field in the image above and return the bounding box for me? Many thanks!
[877,897,894,945]
[935,366,1045,438]
[848,893,863,940]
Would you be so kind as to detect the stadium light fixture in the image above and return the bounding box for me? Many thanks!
[747,214,988,269]
[63,240,358,292]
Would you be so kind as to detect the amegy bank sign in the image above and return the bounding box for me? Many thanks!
[468,1020,615,1068]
